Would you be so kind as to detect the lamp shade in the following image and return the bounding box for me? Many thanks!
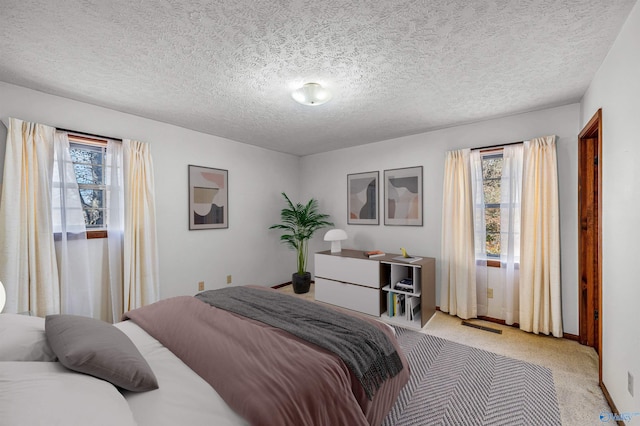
[0,280,5,313]
[323,229,347,253]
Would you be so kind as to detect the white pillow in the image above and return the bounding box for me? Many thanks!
[0,362,138,426]
[0,314,56,361]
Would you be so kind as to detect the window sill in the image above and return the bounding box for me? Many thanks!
[53,230,107,241]
[487,259,501,268]
[477,259,520,269]
[87,230,107,239]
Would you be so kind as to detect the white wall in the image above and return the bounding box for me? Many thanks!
[301,103,580,335]
[481,266,518,320]
[0,82,300,299]
[581,0,640,415]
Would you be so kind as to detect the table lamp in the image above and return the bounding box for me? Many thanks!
[324,229,347,253]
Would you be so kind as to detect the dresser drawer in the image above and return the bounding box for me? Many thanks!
[315,278,381,316]
[315,254,379,288]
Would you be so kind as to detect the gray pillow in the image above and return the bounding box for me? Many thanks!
[45,314,158,392]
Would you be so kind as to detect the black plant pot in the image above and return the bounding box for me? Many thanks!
[292,272,311,294]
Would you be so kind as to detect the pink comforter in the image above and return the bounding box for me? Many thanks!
[124,294,409,426]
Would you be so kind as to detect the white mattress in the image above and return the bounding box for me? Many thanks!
[115,321,248,426]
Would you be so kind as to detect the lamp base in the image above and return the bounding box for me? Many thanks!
[330,241,342,253]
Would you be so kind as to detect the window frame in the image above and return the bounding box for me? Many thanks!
[479,150,503,260]
[67,134,109,239]
[478,149,504,267]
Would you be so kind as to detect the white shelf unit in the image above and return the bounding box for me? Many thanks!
[380,258,435,329]
[314,250,435,329]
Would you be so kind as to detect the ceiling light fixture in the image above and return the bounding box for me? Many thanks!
[291,83,332,106]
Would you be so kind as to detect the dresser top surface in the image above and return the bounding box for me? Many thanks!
[316,249,434,265]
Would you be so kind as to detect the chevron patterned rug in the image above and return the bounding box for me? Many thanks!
[384,327,561,425]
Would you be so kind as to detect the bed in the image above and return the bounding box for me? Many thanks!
[0,286,409,426]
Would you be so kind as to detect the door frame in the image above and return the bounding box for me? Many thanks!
[578,108,603,383]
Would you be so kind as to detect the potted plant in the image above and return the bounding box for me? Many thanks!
[269,192,333,294]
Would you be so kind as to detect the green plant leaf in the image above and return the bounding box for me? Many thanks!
[269,192,334,274]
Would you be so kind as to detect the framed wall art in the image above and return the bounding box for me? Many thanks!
[347,171,379,225]
[189,165,228,230]
[384,166,423,226]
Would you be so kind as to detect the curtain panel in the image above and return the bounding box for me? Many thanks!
[500,144,523,325]
[520,136,562,337]
[0,118,60,316]
[469,150,488,317]
[122,139,160,314]
[106,140,124,322]
[52,131,94,317]
[440,148,477,320]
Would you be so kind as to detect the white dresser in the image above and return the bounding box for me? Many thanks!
[314,249,382,316]
[314,249,436,328]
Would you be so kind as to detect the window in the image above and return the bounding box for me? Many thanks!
[480,152,503,257]
[68,136,108,238]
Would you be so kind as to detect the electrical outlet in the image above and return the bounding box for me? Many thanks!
[629,372,634,397]
[198,281,204,291]
[487,288,494,299]
[227,275,232,284]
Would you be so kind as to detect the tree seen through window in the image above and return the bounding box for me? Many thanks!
[481,154,503,256]
[69,142,107,229]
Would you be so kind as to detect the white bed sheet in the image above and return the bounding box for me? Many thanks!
[115,320,248,426]
[0,361,138,426]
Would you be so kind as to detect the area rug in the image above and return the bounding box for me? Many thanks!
[384,327,562,425]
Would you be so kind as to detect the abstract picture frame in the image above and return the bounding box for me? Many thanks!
[384,166,423,226]
[347,171,379,225]
[188,165,228,230]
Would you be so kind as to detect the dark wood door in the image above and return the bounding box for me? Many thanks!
[578,109,602,384]
[578,136,599,351]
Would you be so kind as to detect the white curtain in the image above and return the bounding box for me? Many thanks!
[0,118,60,316]
[500,144,523,325]
[440,149,477,319]
[469,150,488,317]
[122,139,159,313]
[106,140,124,322]
[52,131,93,317]
[520,136,562,337]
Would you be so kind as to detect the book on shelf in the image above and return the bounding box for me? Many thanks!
[364,250,385,258]
[392,255,423,263]
[397,294,405,316]
[406,296,420,321]
[387,292,407,318]
[394,278,414,292]
[394,283,414,292]
[393,278,413,292]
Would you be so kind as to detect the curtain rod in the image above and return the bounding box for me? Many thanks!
[471,140,523,151]
[57,127,122,142]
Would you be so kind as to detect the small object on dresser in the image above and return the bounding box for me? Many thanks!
[392,255,422,263]
[364,250,385,258]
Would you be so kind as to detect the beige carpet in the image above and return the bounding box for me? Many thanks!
[278,283,610,426]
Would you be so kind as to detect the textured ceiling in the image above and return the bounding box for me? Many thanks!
[0,1,636,156]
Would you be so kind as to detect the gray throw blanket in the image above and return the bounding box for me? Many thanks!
[196,286,404,400]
